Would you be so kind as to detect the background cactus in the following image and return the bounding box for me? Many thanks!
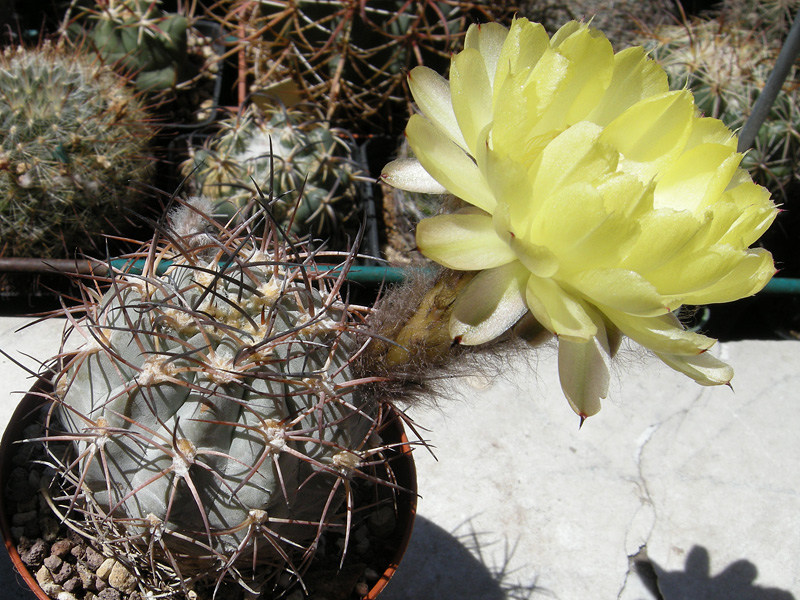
[42,196,408,597]
[216,0,519,135]
[181,101,366,244]
[0,42,154,260]
[64,0,194,92]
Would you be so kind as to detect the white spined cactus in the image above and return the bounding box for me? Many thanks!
[46,196,404,597]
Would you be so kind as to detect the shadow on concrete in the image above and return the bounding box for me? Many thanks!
[637,545,795,600]
[381,516,541,600]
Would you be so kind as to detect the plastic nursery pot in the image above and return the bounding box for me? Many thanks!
[0,371,417,600]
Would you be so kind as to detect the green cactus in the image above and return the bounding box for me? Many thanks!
[220,0,519,135]
[45,196,403,596]
[68,0,194,92]
[639,14,800,204]
[182,102,366,243]
[0,42,154,259]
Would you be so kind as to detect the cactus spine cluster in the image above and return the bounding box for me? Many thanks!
[220,0,518,134]
[182,102,365,242]
[0,42,153,259]
[44,196,404,597]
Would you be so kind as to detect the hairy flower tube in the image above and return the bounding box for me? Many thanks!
[381,18,778,420]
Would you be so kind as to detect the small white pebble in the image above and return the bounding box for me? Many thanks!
[96,557,116,581]
[109,560,137,593]
[35,564,54,586]
[41,582,64,597]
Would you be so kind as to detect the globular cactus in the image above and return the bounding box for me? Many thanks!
[68,0,194,92]
[182,102,366,243]
[44,196,405,597]
[220,0,519,135]
[0,42,154,259]
[639,13,800,204]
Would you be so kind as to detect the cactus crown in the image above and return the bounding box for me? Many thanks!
[0,42,153,259]
[182,102,365,243]
[42,194,409,597]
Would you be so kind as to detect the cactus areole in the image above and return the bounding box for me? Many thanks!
[47,198,403,597]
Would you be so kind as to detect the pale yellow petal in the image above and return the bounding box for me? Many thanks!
[595,171,654,219]
[406,114,496,213]
[408,66,467,149]
[380,158,447,194]
[506,222,560,278]
[602,308,716,356]
[570,268,669,317]
[655,143,742,212]
[493,18,551,105]
[655,350,733,386]
[450,261,530,345]
[602,91,694,184]
[451,48,494,157]
[563,210,641,273]
[549,20,583,47]
[528,182,638,273]
[483,149,536,225]
[416,213,517,270]
[587,46,669,126]
[676,248,776,305]
[464,22,509,86]
[646,244,754,296]
[548,22,615,125]
[699,181,777,248]
[685,115,737,150]
[621,209,705,273]
[525,274,598,341]
[558,326,612,418]
[528,121,617,201]
[492,49,569,161]
[489,196,559,278]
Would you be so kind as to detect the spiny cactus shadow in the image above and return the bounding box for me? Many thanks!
[382,517,541,600]
[636,545,795,600]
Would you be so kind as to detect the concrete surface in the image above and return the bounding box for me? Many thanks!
[0,316,798,600]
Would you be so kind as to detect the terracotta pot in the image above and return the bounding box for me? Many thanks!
[0,375,417,600]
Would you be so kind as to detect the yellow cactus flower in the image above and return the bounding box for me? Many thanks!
[381,18,778,420]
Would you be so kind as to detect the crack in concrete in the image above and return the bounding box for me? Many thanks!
[617,383,716,600]
[617,421,661,599]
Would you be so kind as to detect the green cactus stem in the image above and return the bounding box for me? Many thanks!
[68,0,194,92]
